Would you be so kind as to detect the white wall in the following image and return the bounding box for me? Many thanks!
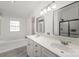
[25,5,42,35]
[26,3,54,35]
[53,10,59,36]
[28,4,54,36]
[0,16,26,40]
[43,10,53,35]
[26,16,32,35]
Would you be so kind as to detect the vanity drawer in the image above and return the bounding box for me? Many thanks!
[34,48,42,57]
[33,42,42,57]
[34,42,41,49]
[27,38,34,57]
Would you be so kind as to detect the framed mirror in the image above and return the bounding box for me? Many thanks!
[36,16,45,33]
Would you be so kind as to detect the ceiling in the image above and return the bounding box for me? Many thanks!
[0,1,75,19]
[0,1,51,19]
[54,1,75,10]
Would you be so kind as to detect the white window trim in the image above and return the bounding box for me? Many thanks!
[10,20,20,32]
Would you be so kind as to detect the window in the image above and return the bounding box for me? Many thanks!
[10,21,20,32]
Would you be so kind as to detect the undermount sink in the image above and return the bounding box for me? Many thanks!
[50,43,78,54]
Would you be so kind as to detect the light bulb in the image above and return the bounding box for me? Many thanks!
[47,7,51,11]
[40,11,43,15]
[52,4,56,9]
[10,0,15,3]
[43,9,47,13]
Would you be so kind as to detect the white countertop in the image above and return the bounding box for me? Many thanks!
[27,35,79,57]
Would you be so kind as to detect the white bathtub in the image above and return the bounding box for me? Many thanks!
[0,39,27,54]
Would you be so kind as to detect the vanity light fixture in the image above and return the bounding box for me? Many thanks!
[10,0,15,3]
[40,1,56,16]
[40,9,47,16]
[40,11,44,15]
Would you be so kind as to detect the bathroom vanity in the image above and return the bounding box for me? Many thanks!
[26,35,58,57]
[26,34,79,57]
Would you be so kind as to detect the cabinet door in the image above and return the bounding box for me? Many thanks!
[34,48,41,57]
[27,39,34,57]
[27,38,42,57]
[33,43,42,57]
[61,2,79,21]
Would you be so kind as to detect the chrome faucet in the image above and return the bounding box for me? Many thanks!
[61,41,71,45]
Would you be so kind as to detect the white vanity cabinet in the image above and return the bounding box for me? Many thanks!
[60,2,79,21]
[27,38,42,57]
[26,38,58,57]
[27,38,34,57]
[33,42,42,57]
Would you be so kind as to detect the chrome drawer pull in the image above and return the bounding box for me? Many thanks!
[35,50,38,53]
[60,51,64,53]
[28,44,30,46]
[35,45,38,47]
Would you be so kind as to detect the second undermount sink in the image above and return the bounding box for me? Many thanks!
[50,43,78,54]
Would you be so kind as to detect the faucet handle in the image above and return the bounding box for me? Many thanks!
[61,41,71,45]
[66,41,71,44]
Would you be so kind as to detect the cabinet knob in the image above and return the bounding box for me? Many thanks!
[35,45,38,47]
[60,51,64,53]
[28,44,30,46]
[35,50,38,53]
[25,36,27,38]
